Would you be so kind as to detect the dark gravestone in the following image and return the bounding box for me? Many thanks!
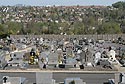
[59,64,65,68]
[79,65,84,69]
[3,77,8,83]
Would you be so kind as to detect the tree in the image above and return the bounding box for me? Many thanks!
[6,22,22,35]
[42,26,49,34]
[121,20,125,33]
[97,21,121,34]
[0,24,5,35]
[112,1,125,9]
[71,22,85,35]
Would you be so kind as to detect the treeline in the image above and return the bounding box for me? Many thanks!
[0,1,125,35]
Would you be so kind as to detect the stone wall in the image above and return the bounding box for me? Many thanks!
[10,34,125,40]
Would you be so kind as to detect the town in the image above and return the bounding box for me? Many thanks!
[0,2,125,35]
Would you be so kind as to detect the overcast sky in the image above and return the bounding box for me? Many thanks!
[0,0,124,6]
